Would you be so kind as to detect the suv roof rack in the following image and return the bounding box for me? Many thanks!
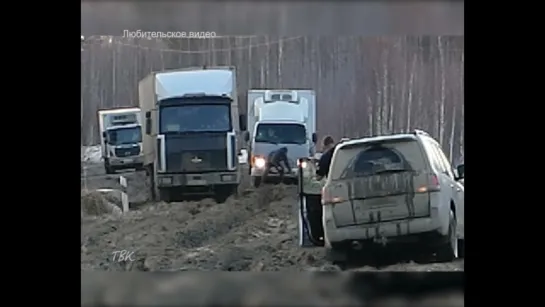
[412,129,429,136]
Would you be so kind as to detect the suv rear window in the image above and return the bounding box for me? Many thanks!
[329,139,428,180]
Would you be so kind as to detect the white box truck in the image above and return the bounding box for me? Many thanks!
[244,89,317,187]
[98,107,144,174]
[139,66,245,203]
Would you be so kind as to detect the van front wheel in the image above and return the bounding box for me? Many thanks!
[252,177,262,188]
[104,159,115,174]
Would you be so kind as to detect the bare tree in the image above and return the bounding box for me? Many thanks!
[81,36,464,162]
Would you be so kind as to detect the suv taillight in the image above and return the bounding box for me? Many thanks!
[416,174,441,193]
[321,187,328,205]
[321,186,343,205]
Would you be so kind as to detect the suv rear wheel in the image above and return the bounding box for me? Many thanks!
[325,247,348,269]
[457,239,465,258]
[435,210,458,262]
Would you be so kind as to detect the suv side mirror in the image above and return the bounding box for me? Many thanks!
[312,133,317,143]
[239,114,247,131]
[145,111,152,135]
[102,131,108,144]
[456,164,464,180]
[243,131,250,142]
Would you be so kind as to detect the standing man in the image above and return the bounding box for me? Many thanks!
[316,136,336,179]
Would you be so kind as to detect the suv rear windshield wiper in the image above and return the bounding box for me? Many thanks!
[372,168,408,174]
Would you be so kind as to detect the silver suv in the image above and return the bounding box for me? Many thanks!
[297,130,464,264]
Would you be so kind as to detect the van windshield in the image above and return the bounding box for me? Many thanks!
[255,123,307,145]
[107,127,142,145]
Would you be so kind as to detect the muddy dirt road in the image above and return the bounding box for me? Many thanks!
[82,272,463,306]
[81,162,463,271]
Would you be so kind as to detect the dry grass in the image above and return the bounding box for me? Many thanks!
[81,190,122,217]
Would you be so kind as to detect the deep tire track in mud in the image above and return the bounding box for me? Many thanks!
[81,164,463,271]
[182,186,323,271]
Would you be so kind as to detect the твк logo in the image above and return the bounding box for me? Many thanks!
[112,250,135,262]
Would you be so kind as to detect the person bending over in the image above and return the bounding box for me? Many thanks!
[262,147,292,181]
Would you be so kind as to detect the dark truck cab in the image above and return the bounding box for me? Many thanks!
[139,67,245,203]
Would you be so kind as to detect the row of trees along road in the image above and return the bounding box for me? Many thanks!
[81,36,464,162]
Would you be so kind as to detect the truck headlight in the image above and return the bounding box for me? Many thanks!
[254,157,266,169]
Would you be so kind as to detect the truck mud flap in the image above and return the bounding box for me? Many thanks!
[297,158,324,247]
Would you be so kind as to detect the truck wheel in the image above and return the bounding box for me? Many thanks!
[252,177,262,188]
[158,188,172,203]
[214,185,237,203]
[435,210,458,262]
[145,165,158,201]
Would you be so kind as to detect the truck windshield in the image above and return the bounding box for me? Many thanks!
[107,127,142,145]
[255,123,307,145]
[160,104,231,133]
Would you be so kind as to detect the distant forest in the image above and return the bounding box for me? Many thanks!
[81,36,464,162]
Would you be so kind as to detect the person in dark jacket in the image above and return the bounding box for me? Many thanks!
[262,147,292,181]
[316,136,336,179]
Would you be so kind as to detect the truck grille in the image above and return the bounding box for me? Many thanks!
[167,150,227,172]
[114,146,140,157]
[163,133,229,173]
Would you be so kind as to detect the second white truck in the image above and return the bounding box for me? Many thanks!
[98,108,144,174]
[244,89,317,187]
